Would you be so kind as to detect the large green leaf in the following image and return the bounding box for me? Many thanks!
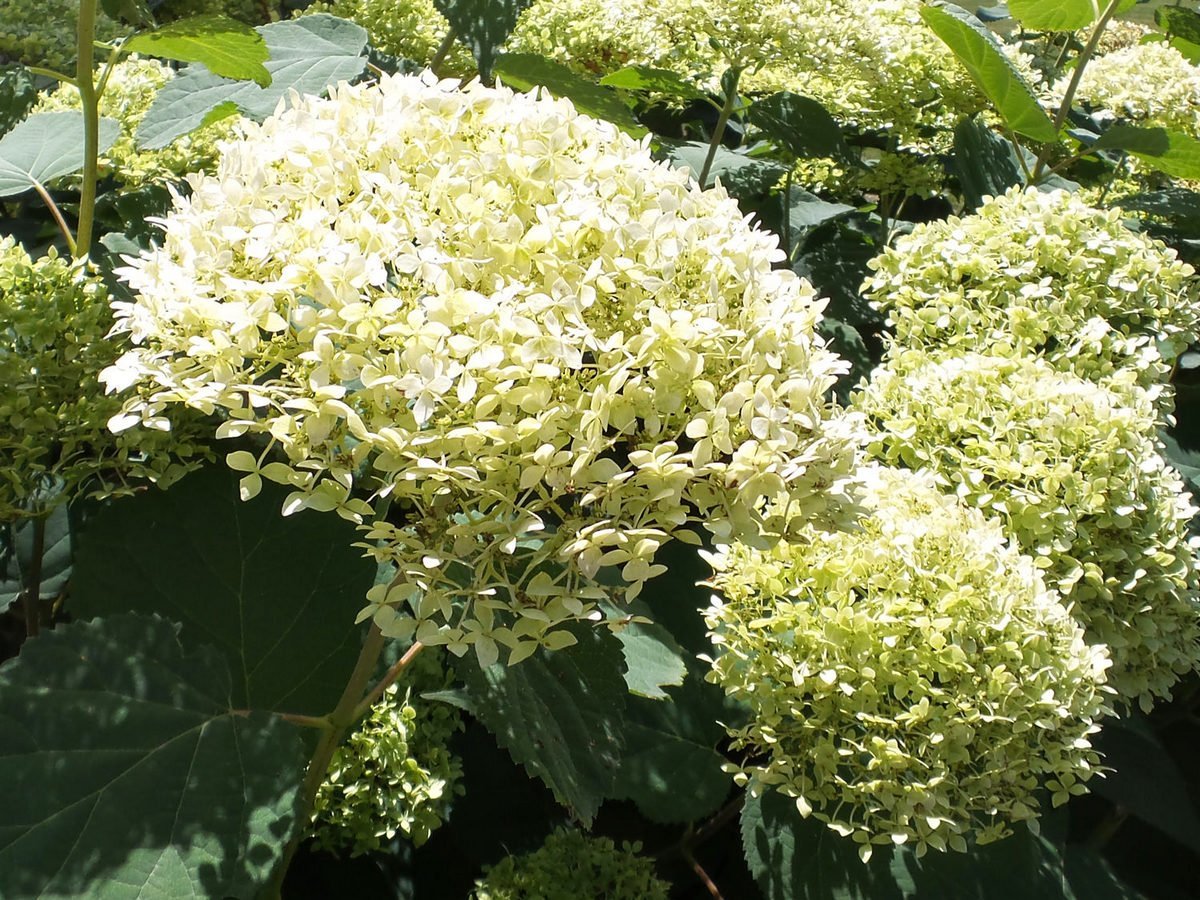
[124,15,270,85]
[434,0,532,80]
[1156,6,1200,45]
[1093,125,1200,179]
[1116,187,1200,229]
[0,505,71,614]
[71,464,376,716]
[663,140,789,196]
[951,116,1025,210]
[0,613,307,899]
[600,65,709,101]
[0,111,119,197]
[612,675,731,823]
[605,599,688,700]
[748,91,852,162]
[741,786,908,899]
[921,3,1058,143]
[136,15,369,150]
[493,53,646,137]
[1090,717,1200,853]
[461,626,627,825]
[1008,0,1097,31]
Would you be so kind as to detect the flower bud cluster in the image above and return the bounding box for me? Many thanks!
[471,827,670,900]
[0,238,204,520]
[105,72,861,664]
[310,649,463,854]
[706,466,1110,858]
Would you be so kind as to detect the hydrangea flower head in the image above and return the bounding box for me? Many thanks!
[706,466,1110,858]
[853,350,1200,710]
[105,72,861,664]
[0,238,204,520]
[864,187,1200,390]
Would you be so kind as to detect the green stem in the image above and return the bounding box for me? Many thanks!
[430,28,457,77]
[267,624,387,896]
[1032,0,1123,182]
[780,167,792,259]
[74,0,100,259]
[697,68,742,189]
[20,516,47,639]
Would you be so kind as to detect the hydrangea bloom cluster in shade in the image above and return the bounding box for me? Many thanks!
[1059,42,1200,139]
[863,187,1200,391]
[33,57,235,189]
[471,828,670,900]
[853,350,1200,711]
[104,72,861,665]
[705,466,1110,860]
[0,239,204,520]
[310,650,463,855]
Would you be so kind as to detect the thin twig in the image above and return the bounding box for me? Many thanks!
[683,841,724,900]
[31,182,76,255]
[352,640,426,721]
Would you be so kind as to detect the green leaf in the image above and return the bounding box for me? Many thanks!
[1008,0,1097,31]
[0,505,71,614]
[0,111,119,197]
[0,613,307,899]
[100,0,152,26]
[921,2,1058,142]
[748,91,852,162]
[434,0,532,80]
[612,676,731,823]
[0,67,38,138]
[1090,716,1200,853]
[461,625,627,825]
[605,600,688,699]
[124,15,270,85]
[951,117,1025,210]
[136,15,369,150]
[741,785,907,899]
[493,53,646,138]
[663,140,789,197]
[1093,125,1200,179]
[1156,6,1200,45]
[71,464,376,716]
[600,65,709,101]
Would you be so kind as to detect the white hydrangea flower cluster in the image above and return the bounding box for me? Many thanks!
[104,72,861,665]
[33,56,236,189]
[1056,42,1200,138]
[853,351,1200,711]
[706,466,1110,858]
[864,187,1200,392]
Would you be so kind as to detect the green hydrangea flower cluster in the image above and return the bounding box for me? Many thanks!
[0,238,204,520]
[310,649,463,854]
[471,828,670,900]
[853,351,1200,711]
[103,72,861,665]
[33,56,235,189]
[299,0,475,74]
[1057,41,1200,139]
[863,187,1200,391]
[706,466,1110,859]
[0,0,265,72]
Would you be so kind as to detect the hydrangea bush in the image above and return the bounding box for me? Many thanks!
[864,187,1200,391]
[707,466,1110,859]
[0,237,203,520]
[103,71,862,665]
[471,828,670,900]
[853,350,1200,711]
